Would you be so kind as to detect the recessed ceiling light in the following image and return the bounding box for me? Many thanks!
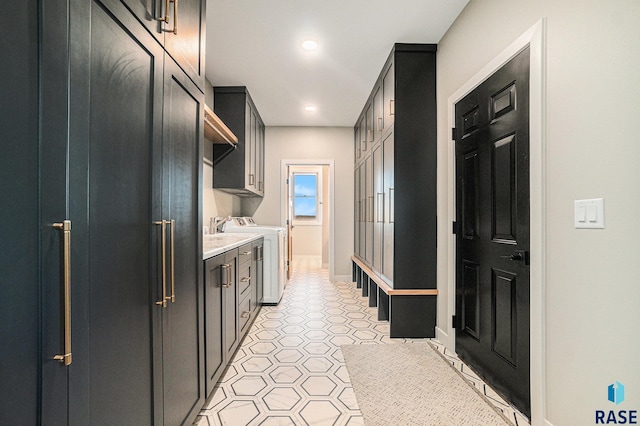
[304,105,317,112]
[302,39,318,51]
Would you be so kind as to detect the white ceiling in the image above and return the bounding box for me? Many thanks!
[205,0,469,127]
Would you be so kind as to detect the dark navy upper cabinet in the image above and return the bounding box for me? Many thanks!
[120,0,207,91]
[212,86,266,197]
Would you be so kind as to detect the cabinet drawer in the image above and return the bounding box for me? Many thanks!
[238,262,251,296]
[238,295,252,333]
[238,243,253,265]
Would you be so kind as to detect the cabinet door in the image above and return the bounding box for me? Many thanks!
[373,144,383,270]
[354,125,361,161]
[354,167,360,256]
[119,0,163,44]
[119,0,205,91]
[365,103,374,151]
[383,61,395,131]
[382,132,395,282]
[164,0,206,90]
[224,251,239,358]
[257,121,265,195]
[1,1,41,423]
[161,55,204,426]
[66,1,165,423]
[359,114,367,155]
[255,241,264,307]
[204,254,226,396]
[359,164,366,258]
[365,154,374,264]
[373,83,383,141]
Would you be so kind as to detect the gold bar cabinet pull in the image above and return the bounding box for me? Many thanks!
[154,220,168,307]
[154,0,170,23]
[163,0,178,35]
[221,264,232,288]
[168,219,176,303]
[53,220,72,366]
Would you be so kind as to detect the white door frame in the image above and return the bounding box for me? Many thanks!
[280,159,336,278]
[444,19,547,425]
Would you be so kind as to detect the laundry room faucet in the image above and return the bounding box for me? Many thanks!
[210,216,230,233]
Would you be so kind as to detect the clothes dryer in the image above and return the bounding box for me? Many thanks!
[223,217,287,304]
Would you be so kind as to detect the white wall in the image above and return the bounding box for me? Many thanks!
[203,143,242,229]
[292,225,322,256]
[436,1,640,425]
[249,126,354,279]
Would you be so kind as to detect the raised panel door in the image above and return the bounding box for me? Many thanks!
[373,82,383,141]
[382,132,394,282]
[65,1,165,423]
[204,254,225,396]
[161,55,204,426]
[455,47,531,417]
[365,154,373,264]
[257,120,265,195]
[1,1,41,422]
[223,251,239,358]
[354,167,360,256]
[366,103,374,150]
[372,144,383,271]
[118,0,205,91]
[358,115,367,155]
[359,164,366,258]
[163,0,206,90]
[383,61,395,131]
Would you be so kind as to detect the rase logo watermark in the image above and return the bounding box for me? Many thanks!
[596,381,637,424]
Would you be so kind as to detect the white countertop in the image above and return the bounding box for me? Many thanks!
[203,232,262,260]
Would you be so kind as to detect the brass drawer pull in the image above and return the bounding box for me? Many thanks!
[154,0,170,23]
[154,220,168,308]
[221,263,232,288]
[53,220,72,366]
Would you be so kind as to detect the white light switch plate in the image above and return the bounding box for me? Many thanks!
[574,198,604,229]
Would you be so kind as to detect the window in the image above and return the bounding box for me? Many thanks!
[293,173,318,218]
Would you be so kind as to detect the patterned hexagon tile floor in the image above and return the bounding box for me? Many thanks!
[195,256,529,426]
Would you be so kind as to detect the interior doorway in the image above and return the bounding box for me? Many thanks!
[454,46,531,417]
[281,160,334,276]
[446,20,546,424]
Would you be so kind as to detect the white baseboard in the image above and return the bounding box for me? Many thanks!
[435,326,450,346]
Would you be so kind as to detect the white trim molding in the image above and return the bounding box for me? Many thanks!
[446,19,547,426]
[280,159,336,280]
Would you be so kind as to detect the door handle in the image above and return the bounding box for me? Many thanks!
[154,220,168,307]
[500,250,529,265]
[53,220,72,366]
[162,0,178,35]
[221,263,232,288]
[154,0,170,23]
[168,219,175,303]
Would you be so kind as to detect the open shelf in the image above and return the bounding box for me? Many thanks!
[204,104,238,146]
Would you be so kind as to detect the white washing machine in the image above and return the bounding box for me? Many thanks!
[223,217,287,305]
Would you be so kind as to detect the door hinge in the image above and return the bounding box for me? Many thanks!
[452,315,458,329]
[451,127,456,140]
[286,219,290,226]
[286,178,289,184]
[452,221,459,235]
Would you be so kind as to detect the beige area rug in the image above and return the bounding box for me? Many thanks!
[341,342,511,426]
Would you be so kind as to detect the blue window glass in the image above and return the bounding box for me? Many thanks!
[293,174,317,217]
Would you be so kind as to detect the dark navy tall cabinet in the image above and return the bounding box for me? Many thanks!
[1,0,205,424]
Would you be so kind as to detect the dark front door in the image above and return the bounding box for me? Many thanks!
[455,46,531,417]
